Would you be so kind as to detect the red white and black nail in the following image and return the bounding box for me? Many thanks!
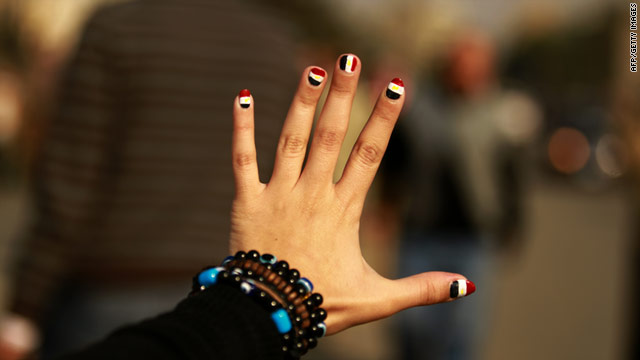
[339,54,357,73]
[239,89,251,108]
[308,68,326,86]
[450,279,476,298]
[386,78,404,100]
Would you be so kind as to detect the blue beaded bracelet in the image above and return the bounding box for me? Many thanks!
[192,250,326,359]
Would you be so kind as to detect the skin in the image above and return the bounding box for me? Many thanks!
[230,54,470,335]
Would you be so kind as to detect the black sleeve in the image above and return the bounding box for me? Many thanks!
[60,283,284,360]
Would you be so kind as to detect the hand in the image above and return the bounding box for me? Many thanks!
[229,54,474,335]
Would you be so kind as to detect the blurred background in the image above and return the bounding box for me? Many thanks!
[0,0,637,359]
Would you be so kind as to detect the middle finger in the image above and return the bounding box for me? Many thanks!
[301,54,361,185]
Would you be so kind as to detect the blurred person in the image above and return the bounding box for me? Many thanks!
[0,0,327,358]
[379,32,540,360]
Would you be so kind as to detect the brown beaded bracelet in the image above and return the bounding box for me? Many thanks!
[193,250,326,358]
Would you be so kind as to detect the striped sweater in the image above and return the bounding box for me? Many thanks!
[10,0,299,322]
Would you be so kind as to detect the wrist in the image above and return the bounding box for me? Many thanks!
[192,250,326,359]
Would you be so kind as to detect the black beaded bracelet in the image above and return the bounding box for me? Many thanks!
[192,250,327,359]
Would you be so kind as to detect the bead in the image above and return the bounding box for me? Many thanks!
[197,267,224,287]
[288,348,302,359]
[288,269,300,282]
[294,315,303,324]
[304,298,314,309]
[310,309,327,323]
[260,253,277,265]
[307,337,318,349]
[221,255,234,265]
[296,328,306,338]
[265,263,273,271]
[219,271,231,282]
[282,333,292,343]
[311,293,323,307]
[287,304,296,312]
[257,276,265,283]
[283,285,293,295]
[231,275,242,284]
[317,322,327,337]
[234,251,247,260]
[271,309,292,334]
[297,277,313,292]
[246,270,254,277]
[247,250,260,260]
[294,284,308,296]
[268,299,280,310]
[310,324,325,338]
[300,343,309,356]
[231,268,243,276]
[315,308,327,322]
[240,281,255,295]
[274,260,289,271]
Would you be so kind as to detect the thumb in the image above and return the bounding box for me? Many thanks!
[386,271,476,313]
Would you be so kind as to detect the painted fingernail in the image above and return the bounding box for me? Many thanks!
[386,78,404,99]
[450,279,476,298]
[239,89,251,108]
[339,54,357,73]
[308,67,326,86]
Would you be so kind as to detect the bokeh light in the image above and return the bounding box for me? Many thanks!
[548,127,591,174]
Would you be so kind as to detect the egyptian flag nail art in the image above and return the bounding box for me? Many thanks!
[339,55,357,73]
[308,68,326,86]
[239,89,251,108]
[450,279,476,298]
[386,78,404,100]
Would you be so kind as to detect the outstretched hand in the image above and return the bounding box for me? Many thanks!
[230,54,474,335]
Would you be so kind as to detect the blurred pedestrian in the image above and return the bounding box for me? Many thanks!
[381,32,540,360]
[0,0,308,357]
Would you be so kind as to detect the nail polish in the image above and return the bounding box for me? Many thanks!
[386,78,404,100]
[450,280,476,298]
[339,54,357,73]
[239,89,251,108]
[308,68,326,86]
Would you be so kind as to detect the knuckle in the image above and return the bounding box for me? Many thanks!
[296,91,318,108]
[316,128,343,150]
[330,82,353,97]
[234,123,253,133]
[279,135,307,157]
[234,153,255,168]
[354,141,382,167]
[374,106,398,126]
[419,280,438,305]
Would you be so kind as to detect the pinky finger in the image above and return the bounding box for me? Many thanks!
[232,89,261,197]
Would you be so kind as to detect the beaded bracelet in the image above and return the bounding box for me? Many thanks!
[191,250,327,359]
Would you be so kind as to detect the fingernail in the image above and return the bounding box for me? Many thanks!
[239,89,251,108]
[308,67,326,86]
[386,78,404,100]
[450,279,476,298]
[339,54,357,73]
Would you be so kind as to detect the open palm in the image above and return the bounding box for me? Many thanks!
[229,54,474,335]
